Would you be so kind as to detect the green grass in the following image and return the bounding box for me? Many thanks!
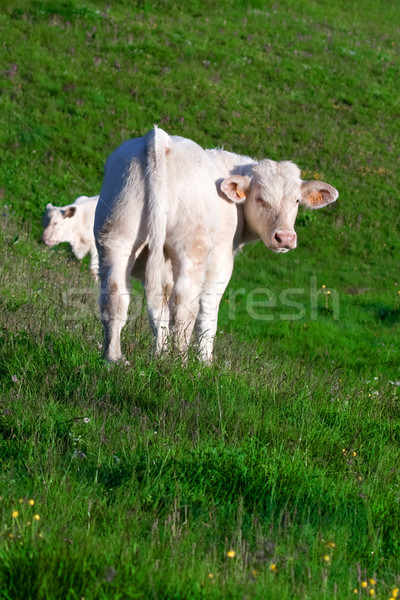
[1,0,400,598]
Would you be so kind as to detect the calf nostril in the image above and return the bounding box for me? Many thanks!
[274,232,282,244]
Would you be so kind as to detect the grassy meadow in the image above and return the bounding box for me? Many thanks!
[1,0,400,597]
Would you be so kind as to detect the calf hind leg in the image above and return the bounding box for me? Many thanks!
[99,244,137,362]
[145,260,172,355]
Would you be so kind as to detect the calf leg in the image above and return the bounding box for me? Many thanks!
[145,257,173,355]
[89,245,99,280]
[98,242,139,362]
[170,265,206,356]
[195,252,234,363]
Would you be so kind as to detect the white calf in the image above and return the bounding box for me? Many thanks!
[95,127,338,362]
[42,195,99,278]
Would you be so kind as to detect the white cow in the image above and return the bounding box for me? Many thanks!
[95,127,338,363]
[42,195,99,278]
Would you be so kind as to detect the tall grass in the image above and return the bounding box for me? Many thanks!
[1,1,400,597]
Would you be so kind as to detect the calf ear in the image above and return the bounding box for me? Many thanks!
[63,206,77,219]
[46,203,53,210]
[221,175,251,204]
[300,180,339,209]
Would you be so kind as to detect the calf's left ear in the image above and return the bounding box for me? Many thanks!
[300,180,339,209]
[221,175,251,204]
[62,206,77,219]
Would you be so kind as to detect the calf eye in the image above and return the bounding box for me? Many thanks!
[256,197,267,206]
[296,199,301,204]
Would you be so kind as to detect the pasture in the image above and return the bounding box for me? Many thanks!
[1,0,400,597]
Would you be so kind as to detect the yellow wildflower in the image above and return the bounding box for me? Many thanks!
[327,542,336,548]
[270,563,277,572]
[12,510,18,518]
[369,579,376,586]
[352,451,357,457]
[392,590,399,599]
[28,499,35,506]
[369,590,375,596]
[208,573,213,579]
[226,550,235,558]
[353,589,358,594]
[33,514,40,521]
[361,582,368,589]
[323,555,331,563]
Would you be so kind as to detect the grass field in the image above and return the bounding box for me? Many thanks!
[1,1,400,598]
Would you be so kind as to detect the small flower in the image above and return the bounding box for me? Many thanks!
[327,541,336,548]
[208,573,213,579]
[28,499,34,506]
[8,533,13,539]
[353,590,358,594]
[270,563,277,572]
[252,569,258,577]
[323,555,331,563]
[226,550,235,558]
[361,581,368,589]
[12,510,18,518]
[352,451,357,457]
[12,375,18,383]
[26,521,31,526]
[369,589,375,596]
[83,417,90,424]
[18,498,24,503]
[322,284,326,289]
[33,514,40,521]
[392,589,399,599]
[369,579,376,586]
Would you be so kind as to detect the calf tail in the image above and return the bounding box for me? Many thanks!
[145,126,170,301]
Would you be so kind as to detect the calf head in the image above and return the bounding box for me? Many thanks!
[221,160,338,253]
[42,203,77,247]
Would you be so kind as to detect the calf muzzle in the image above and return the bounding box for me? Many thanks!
[273,230,297,250]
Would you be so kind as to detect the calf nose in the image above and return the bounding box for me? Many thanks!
[274,230,297,249]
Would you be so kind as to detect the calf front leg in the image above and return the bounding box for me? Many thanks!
[195,252,233,363]
[170,269,205,357]
[89,246,99,280]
